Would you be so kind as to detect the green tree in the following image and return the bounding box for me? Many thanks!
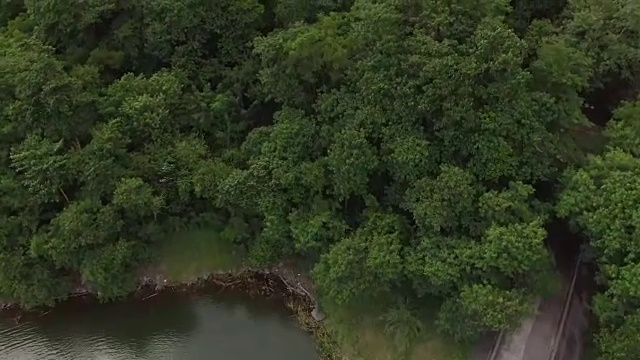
[313,211,406,307]
[557,98,640,359]
[3,0,640,354]
[437,284,533,342]
[244,0,570,339]
[562,0,640,90]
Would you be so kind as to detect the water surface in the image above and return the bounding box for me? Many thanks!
[0,291,319,360]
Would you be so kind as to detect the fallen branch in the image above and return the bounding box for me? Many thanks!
[69,291,90,298]
[210,278,242,287]
[277,275,306,297]
[297,282,316,303]
[142,293,159,301]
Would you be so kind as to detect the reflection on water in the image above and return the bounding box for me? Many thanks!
[0,291,319,360]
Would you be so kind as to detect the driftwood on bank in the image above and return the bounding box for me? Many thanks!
[277,274,308,298]
[1,267,326,323]
[274,273,325,321]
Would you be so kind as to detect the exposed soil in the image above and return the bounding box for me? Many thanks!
[0,263,320,322]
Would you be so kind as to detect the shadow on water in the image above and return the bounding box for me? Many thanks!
[0,287,319,360]
[0,293,199,359]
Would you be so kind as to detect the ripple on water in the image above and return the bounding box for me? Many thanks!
[0,294,319,360]
[0,321,64,360]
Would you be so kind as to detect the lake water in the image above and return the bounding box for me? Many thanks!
[0,291,319,360]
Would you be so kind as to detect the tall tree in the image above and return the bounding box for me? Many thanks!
[557,97,640,359]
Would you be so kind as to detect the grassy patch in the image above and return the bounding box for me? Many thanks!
[156,227,245,282]
[318,300,471,360]
[320,315,470,360]
[325,317,468,360]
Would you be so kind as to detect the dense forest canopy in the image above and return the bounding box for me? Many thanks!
[0,0,639,358]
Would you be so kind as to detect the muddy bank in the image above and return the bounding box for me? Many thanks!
[0,266,324,322]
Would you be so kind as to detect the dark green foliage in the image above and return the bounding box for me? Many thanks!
[0,1,638,358]
[557,97,640,359]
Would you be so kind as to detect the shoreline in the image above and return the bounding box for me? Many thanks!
[0,267,340,359]
[0,265,319,311]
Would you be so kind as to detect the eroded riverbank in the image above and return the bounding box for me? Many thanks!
[0,266,319,314]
